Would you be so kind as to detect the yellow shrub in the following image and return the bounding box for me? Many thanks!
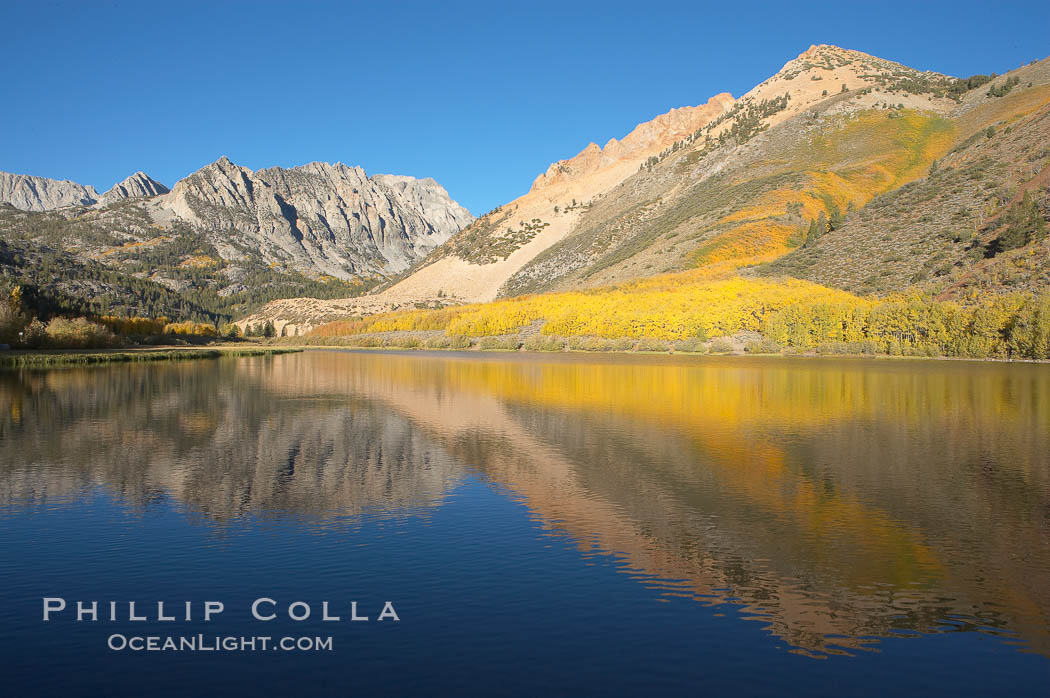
[163,322,218,337]
[98,315,168,336]
[44,318,121,349]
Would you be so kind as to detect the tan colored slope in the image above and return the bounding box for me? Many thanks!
[497,44,975,296]
[241,94,735,331]
[240,45,968,332]
[367,93,735,303]
[377,157,655,302]
[725,44,960,130]
[531,94,735,191]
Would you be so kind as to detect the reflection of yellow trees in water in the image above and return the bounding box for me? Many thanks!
[2,352,1049,657]
[278,351,1050,656]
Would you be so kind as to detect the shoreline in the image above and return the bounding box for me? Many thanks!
[4,343,1046,367]
[281,344,1050,365]
[0,346,302,368]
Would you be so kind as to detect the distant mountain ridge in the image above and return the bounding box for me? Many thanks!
[99,172,169,206]
[0,170,172,211]
[0,157,473,320]
[0,172,101,211]
[0,157,471,279]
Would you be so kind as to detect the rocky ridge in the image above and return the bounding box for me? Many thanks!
[0,158,475,319]
[99,171,169,206]
[530,93,736,191]
[153,158,473,279]
[0,170,173,210]
[0,172,100,211]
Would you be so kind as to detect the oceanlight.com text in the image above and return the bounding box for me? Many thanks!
[107,634,334,652]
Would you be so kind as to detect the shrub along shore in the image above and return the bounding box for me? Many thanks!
[6,273,1050,363]
[299,273,1050,361]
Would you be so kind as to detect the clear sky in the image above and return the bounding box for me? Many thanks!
[2,0,1047,214]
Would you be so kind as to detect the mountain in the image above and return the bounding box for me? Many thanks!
[529,95,736,192]
[284,92,736,318]
[243,45,1050,334]
[154,158,472,279]
[497,44,973,296]
[0,159,472,321]
[762,56,1050,299]
[99,171,169,206]
[6,43,1049,340]
[0,170,168,210]
[0,172,100,211]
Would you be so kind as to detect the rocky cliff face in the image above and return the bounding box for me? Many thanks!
[157,158,473,279]
[0,172,100,211]
[1,159,473,282]
[530,93,736,191]
[99,171,169,206]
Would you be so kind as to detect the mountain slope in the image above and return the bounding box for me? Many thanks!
[365,93,736,306]
[0,172,100,211]
[243,45,1050,335]
[394,45,969,298]
[500,45,968,295]
[100,171,169,206]
[0,159,473,321]
[242,92,736,324]
[153,158,472,280]
[761,57,1050,298]
[0,201,372,322]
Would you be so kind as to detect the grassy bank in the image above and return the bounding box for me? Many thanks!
[0,346,302,368]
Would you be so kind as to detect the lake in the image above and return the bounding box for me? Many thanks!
[1,350,1049,696]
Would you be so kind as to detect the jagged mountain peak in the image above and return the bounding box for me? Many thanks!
[211,155,245,170]
[205,155,254,177]
[100,171,169,206]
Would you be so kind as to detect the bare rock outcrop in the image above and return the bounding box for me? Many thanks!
[0,172,100,210]
[99,171,169,205]
[157,157,473,279]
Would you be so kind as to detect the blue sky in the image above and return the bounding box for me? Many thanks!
[2,0,1047,214]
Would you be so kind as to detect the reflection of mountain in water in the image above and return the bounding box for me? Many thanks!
[0,361,461,520]
[2,351,1049,658]
[260,352,1050,657]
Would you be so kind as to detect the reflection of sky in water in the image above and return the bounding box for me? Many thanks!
[0,351,1048,695]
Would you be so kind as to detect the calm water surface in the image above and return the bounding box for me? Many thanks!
[1,350,1049,695]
